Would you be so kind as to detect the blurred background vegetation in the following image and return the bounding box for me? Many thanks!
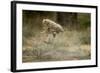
[22,10,91,62]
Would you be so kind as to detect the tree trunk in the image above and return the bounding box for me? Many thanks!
[57,12,78,30]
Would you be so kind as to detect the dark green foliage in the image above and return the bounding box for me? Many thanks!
[78,13,90,29]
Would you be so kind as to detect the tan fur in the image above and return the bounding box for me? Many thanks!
[42,19,64,43]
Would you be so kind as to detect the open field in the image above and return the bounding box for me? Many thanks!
[22,29,91,63]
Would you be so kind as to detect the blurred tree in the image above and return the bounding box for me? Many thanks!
[23,10,90,38]
[78,13,90,30]
[57,12,78,30]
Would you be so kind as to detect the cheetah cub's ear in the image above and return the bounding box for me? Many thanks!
[42,19,46,24]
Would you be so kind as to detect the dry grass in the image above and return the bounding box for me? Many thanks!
[22,29,91,63]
